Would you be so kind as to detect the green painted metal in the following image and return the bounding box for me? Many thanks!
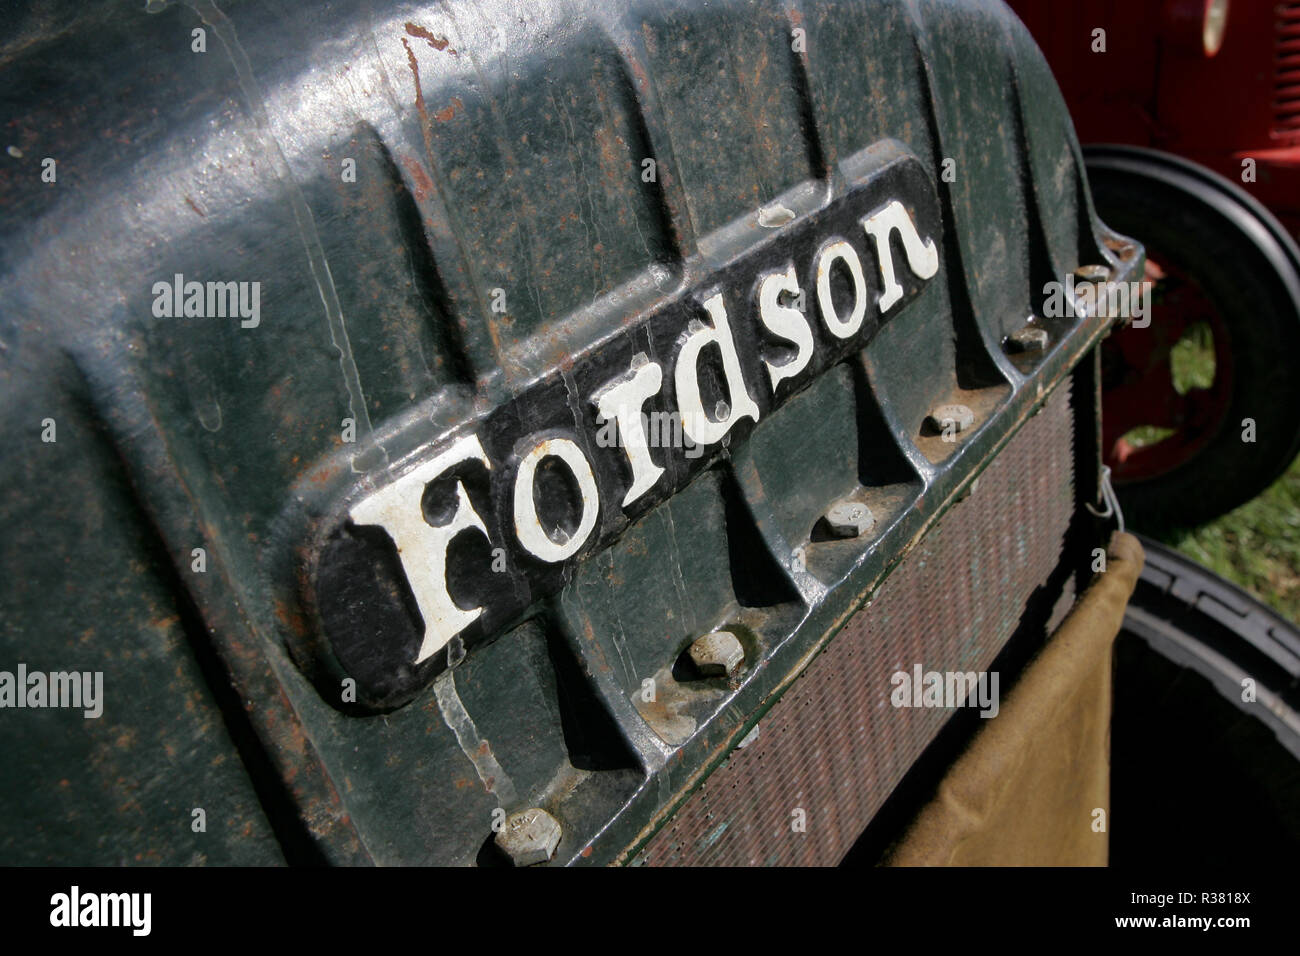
[0,0,1137,865]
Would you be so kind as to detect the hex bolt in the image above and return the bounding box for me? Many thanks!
[688,630,745,678]
[926,403,975,435]
[495,807,562,866]
[825,499,875,538]
[1007,324,1049,353]
[1074,263,1109,284]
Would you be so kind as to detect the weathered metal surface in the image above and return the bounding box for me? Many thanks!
[0,0,1137,865]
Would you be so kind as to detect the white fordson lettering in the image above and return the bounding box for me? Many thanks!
[860,199,940,311]
[675,292,763,447]
[815,239,869,338]
[349,434,493,664]
[592,353,666,507]
[513,437,601,562]
[757,264,814,392]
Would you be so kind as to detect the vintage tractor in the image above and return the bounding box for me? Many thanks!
[1010,0,1300,527]
[0,0,1296,868]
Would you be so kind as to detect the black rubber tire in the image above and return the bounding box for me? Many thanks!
[1111,536,1300,865]
[1123,534,1300,712]
[1085,145,1300,529]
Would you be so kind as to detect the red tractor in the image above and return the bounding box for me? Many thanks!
[1010,0,1300,526]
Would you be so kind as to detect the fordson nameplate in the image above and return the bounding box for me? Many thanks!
[299,144,943,709]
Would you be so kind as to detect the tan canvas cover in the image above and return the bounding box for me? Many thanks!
[887,532,1145,866]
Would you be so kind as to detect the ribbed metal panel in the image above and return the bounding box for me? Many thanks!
[1274,3,1300,139]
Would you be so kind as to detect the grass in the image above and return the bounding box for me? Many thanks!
[1153,456,1300,626]
[1171,321,1216,393]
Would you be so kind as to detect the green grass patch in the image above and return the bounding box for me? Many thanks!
[1170,321,1215,394]
[1151,454,1300,625]
[1120,425,1176,449]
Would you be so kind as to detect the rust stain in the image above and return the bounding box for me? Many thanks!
[306,460,343,487]
[433,96,463,123]
[401,154,434,202]
[272,685,313,762]
[405,22,457,56]
[401,36,431,133]
[273,597,308,638]
[184,195,205,217]
[401,33,447,189]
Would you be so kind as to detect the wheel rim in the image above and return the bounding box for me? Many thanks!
[1101,254,1236,485]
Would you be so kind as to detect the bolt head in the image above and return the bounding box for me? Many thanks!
[825,499,875,538]
[1007,325,1049,353]
[1074,263,1110,283]
[688,631,745,678]
[495,808,562,866]
[927,403,975,434]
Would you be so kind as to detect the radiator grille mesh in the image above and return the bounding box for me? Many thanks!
[633,381,1078,865]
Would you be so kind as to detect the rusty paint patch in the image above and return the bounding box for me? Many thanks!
[433,97,463,123]
[400,37,430,131]
[405,22,457,56]
[400,154,434,202]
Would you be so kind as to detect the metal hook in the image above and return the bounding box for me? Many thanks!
[1084,464,1125,534]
